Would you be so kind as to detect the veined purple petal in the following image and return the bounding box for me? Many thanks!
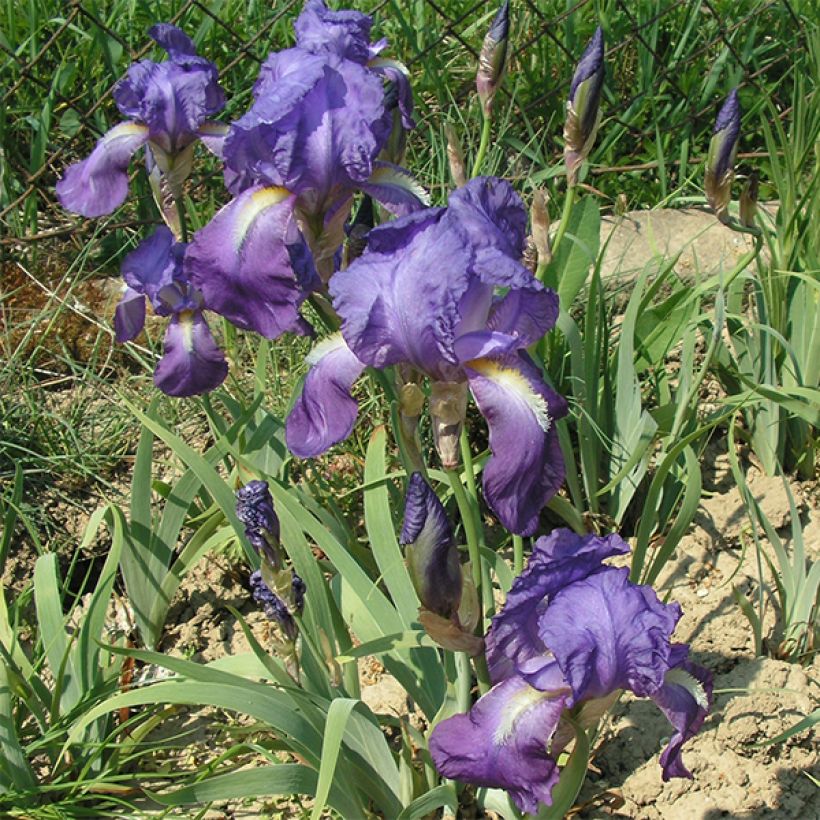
[446,177,530,286]
[227,55,387,203]
[487,285,559,346]
[185,185,312,338]
[331,207,471,376]
[430,675,570,814]
[113,34,224,153]
[285,333,366,457]
[294,0,373,64]
[197,121,229,158]
[538,567,681,701]
[120,226,183,308]
[114,287,146,343]
[401,473,461,619]
[464,354,566,536]
[56,122,149,217]
[154,310,228,397]
[485,529,631,683]
[653,646,713,779]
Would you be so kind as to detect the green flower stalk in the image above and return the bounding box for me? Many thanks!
[705,88,741,223]
[564,27,604,186]
[476,0,511,118]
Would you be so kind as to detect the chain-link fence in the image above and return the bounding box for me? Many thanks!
[1,0,812,256]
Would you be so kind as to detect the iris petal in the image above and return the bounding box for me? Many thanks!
[430,675,570,814]
[154,310,228,397]
[653,645,713,779]
[285,333,366,457]
[465,353,566,535]
[114,287,146,343]
[185,185,311,338]
[538,567,681,700]
[56,122,149,217]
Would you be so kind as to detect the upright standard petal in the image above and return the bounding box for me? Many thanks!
[285,334,366,457]
[485,529,630,683]
[331,207,471,376]
[294,0,373,64]
[464,353,566,535]
[185,185,311,338]
[56,123,149,217]
[153,310,228,397]
[538,567,681,701]
[401,473,461,619]
[430,675,571,814]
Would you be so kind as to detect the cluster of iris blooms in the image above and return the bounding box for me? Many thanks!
[57,1,740,811]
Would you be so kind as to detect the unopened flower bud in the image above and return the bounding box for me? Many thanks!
[236,480,282,570]
[445,123,467,188]
[739,171,758,228]
[705,88,741,223]
[250,570,299,643]
[531,188,552,267]
[476,0,510,117]
[401,473,462,621]
[429,381,469,470]
[564,27,605,185]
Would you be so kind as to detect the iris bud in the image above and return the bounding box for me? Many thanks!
[476,0,511,117]
[705,88,741,222]
[564,27,604,185]
[739,171,758,229]
[445,123,467,188]
[531,188,552,268]
[235,480,282,570]
[401,473,484,655]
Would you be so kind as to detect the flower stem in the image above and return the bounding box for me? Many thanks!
[455,651,472,713]
[513,534,524,576]
[174,195,189,244]
[447,467,482,589]
[470,112,493,179]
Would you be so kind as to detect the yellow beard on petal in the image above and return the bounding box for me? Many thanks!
[493,684,568,745]
[233,186,292,248]
[178,310,195,353]
[467,358,552,433]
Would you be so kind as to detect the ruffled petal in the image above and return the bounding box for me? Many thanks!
[653,646,713,779]
[538,567,681,701]
[294,0,373,64]
[369,58,415,129]
[331,207,471,376]
[154,310,228,397]
[56,122,149,216]
[430,675,570,814]
[487,285,559,346]
[485,529,630,683]
[285,333,366,457]
[464,353,566,535]
[185,185,312,338]
[114,287,146,343]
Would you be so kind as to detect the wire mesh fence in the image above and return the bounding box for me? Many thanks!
[0,0,812,254]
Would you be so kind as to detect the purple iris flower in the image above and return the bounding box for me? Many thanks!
[285,177,566,536]
[429,529,713,814]
[57,25,226,218]
[115,227,227,397]
[185,0,422,337]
